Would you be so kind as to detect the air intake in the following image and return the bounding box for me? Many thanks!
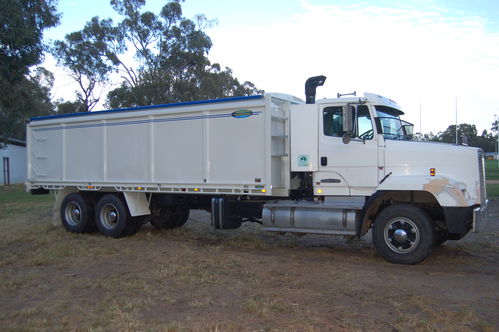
[305,75,327,104]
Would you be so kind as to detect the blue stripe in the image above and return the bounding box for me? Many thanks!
[32,111,263,132]
[30,95,264,122]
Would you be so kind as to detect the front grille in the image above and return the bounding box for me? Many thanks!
[478,150,486,206]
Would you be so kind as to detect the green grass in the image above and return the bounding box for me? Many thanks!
[0,185,53,219]
[0,184,52,204]
[485,159,499,180]
[487,184,499,198]
[485,160,499,197]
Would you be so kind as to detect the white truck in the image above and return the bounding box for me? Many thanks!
[26,76,488,264]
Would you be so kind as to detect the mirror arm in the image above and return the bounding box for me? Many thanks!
[342,132,352,144]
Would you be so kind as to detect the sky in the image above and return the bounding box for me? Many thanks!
[42,0,499,134]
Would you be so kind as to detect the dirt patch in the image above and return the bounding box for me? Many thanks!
[0,190,498,331]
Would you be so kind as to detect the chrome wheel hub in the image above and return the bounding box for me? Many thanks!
[65,202,82,226]
[393,229,408,243]
[100,204,119,230]
[384,217,420,253]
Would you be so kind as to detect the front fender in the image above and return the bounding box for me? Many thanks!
[377,175,473,207]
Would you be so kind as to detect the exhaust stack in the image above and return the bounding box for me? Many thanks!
[305,75,327,104]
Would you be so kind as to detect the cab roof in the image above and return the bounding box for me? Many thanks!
[316,92,403,113]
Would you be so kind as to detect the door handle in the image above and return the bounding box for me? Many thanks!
[321,156,327,166]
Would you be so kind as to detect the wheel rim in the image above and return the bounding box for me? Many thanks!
[384,217,420,253]
[65,201,82,226]
[100,203,119,230]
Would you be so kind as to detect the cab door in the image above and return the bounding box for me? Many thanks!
[315,104,381,196]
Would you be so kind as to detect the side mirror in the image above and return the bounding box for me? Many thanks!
[402,122,414,137]
[342,105,354,144]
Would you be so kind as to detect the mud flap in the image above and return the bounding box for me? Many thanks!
[123,192,151,217]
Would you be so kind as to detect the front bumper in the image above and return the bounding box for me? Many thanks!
[473,200,488,233]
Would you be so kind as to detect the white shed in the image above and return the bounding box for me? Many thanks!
[1,138,27,185]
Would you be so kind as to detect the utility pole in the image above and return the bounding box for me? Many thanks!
[456,97,459,145]
[496,114,498,167]
[419,103,422,135]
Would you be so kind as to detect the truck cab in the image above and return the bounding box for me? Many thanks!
[276,85,488,264]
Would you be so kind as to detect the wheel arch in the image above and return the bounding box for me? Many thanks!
[377,174,474,207]
[358,190,441,237]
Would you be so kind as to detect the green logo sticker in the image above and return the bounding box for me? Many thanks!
[231,110,254,118]
[298,155,310,167]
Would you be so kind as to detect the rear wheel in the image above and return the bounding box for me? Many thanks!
[95,194,139,238]
[172,208,189,228]
[151,207,189,229]
[372,204,434,264]
[60,192,96,233]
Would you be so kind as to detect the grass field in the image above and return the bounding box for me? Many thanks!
[487,184,499,197]
[0,185,497,331]
[485,159,499,180]
[485,159,499,197]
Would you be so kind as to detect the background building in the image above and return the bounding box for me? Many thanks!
[1,138,27,185]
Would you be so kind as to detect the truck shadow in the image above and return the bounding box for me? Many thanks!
[136,208,499,268]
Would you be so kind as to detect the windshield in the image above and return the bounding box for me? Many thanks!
[375,106,414,140]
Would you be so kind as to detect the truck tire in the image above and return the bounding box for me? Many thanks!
[150,208,189,229]
[372,204,434,264]
[60,192,96,233]
[95,194,139,238]
[434,231,448,246]
[150,208,173,229]
[173,208,190,228]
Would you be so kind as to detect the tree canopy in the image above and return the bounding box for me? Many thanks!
[419,123,496,152]
[53,0,262,111]
[0,0,59,79]
[0,0,60,140]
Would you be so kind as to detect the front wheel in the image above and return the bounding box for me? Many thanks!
[434,231,448,246]
[372,204,434,264]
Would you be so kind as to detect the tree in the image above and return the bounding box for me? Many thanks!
[55,0,262,111]
[438,123,476,145]
[106,0,259,108]
[55,99,87,114]
[0,67,56,139]
[52,22,115,112]
[426,123,496,152]
[421,132,440,142]
[0,0,60,79]
[0,0,59,140]
[473,130,496,153]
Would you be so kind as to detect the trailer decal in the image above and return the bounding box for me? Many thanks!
[231,110,254,118]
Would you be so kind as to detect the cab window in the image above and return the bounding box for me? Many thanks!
[323,106,344,137]
[356,105,373,140]
[323,105,373,139]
